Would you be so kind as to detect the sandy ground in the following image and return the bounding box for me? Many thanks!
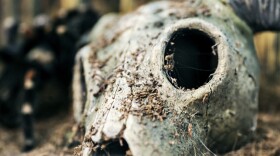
[0,111,74,156]
[0,77,280,156]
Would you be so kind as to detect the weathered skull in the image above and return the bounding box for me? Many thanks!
[72,1,262,155]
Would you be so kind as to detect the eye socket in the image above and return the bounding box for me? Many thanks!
[164,29,218,89]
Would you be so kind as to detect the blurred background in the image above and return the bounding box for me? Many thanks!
[0,0,279,155]
[0,0,118,46]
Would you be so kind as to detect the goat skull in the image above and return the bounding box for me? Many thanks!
[72,0,262,155]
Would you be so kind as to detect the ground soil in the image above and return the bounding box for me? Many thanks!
[0,111,74,156]
[0,76,280,156]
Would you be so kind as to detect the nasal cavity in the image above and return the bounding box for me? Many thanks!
[93,139,131,156]
[164,29,218,89]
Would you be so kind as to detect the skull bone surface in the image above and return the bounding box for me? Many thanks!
[72,1,259,155]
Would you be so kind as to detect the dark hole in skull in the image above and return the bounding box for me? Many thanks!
[79,59,87,113]
[93,139,130,156]
[164,29,218,89]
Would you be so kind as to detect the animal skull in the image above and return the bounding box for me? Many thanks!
[72,1,261,155]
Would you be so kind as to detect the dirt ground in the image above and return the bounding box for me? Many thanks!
[0,77,280,156]
[0,111,74,156]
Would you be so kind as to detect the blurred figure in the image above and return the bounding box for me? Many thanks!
[0,6,99,151]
